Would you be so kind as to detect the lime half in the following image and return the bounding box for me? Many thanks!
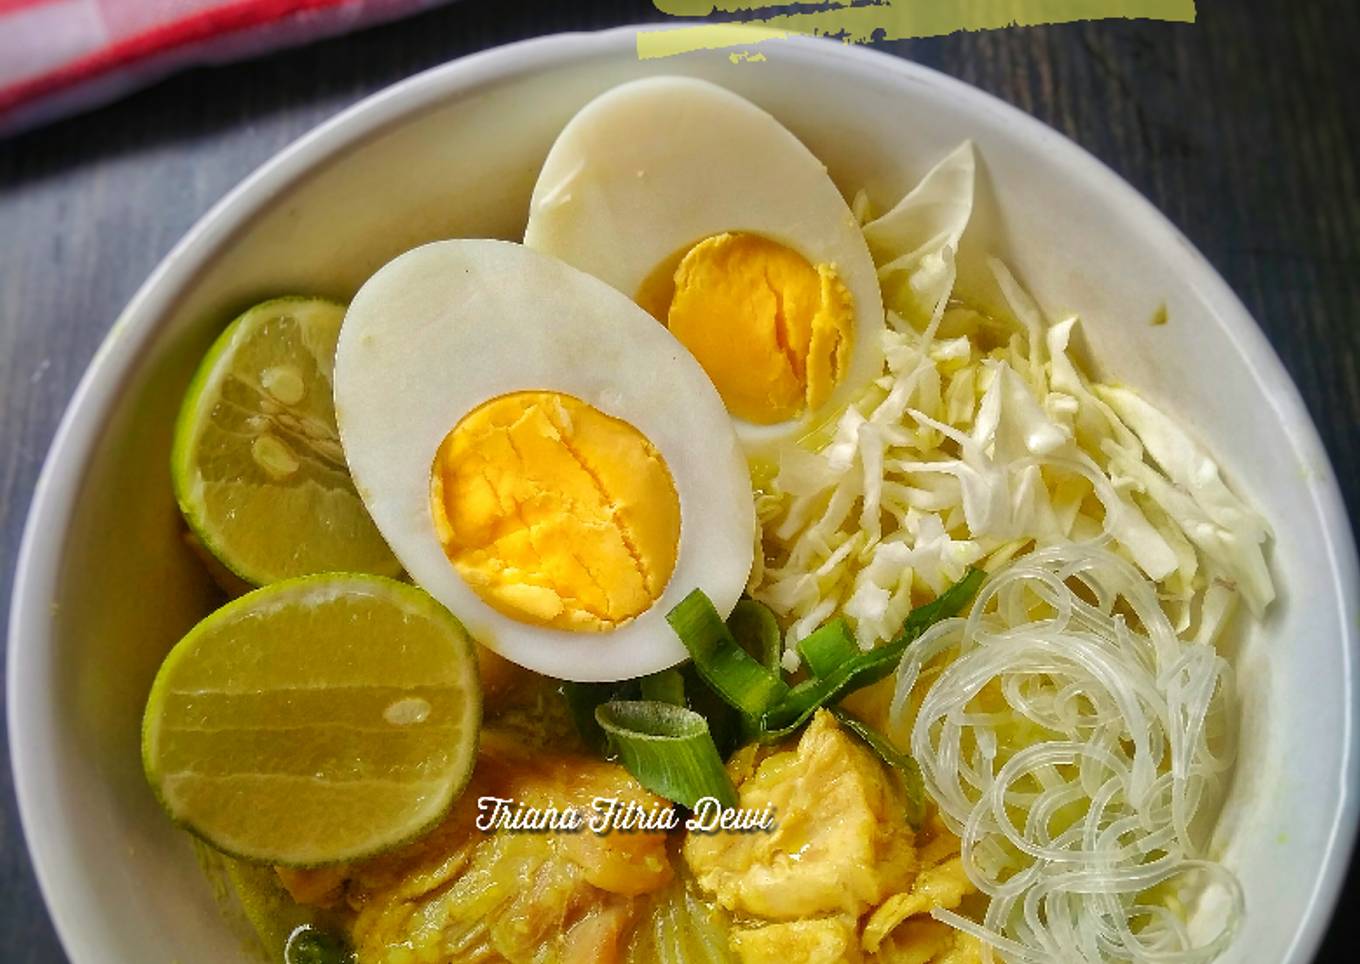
[172,297,401,585]
[142,574,481,866]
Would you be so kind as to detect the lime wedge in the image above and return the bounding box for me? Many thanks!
[142,574,481,866]
[172,297,401,585]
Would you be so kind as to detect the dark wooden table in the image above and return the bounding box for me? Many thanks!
[2,1,1356,960]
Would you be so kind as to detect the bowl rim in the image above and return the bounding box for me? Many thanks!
[8,23,1358,964]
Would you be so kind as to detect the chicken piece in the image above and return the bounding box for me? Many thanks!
[930,932,984,964]
[871,919,955,964]
[731,917,863,964]
[912,810,964,869]
[561,902,636,964]
[862,857,974,953]
[333,731,673,963]
[872,923,983,964]
[684,710,917,920]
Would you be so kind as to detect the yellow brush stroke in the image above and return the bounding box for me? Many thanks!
[639,22,790,59]
[638,0,1196,59]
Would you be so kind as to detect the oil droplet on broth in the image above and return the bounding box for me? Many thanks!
[384,697,432,726]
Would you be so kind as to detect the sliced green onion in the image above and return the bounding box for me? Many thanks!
[894,567,987,642]
[667,590,789,720]
[285,925,353,964]
[760,650,900,738]
[832,708,926,830]
[796,617,858,678]
[761,569,985,738]
[563,681,638,754]
[680,664,743,760]
[640,668,686,706]
[596,700,739,810]
[727,598,783,672]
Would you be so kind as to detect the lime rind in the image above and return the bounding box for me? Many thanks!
[142,573,481,868]
[171,297,402,587]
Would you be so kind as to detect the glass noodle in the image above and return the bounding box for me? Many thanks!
[890,543,1242,963]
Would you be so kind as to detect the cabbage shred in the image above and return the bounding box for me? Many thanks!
[751,143,1274,663]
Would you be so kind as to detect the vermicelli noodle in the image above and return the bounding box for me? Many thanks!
[890,543,1242,963]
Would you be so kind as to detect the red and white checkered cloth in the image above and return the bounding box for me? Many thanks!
[0,0,452,136]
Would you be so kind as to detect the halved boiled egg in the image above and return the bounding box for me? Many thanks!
[334,239,754,681]
[524,76,885,459]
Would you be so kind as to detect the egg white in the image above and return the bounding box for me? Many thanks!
[523,76,885,458]
[333,239,755,682]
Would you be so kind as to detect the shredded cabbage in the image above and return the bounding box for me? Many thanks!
[890,544,1242,964]
[752,144,1274,654]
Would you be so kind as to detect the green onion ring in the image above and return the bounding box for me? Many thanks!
[596,700,740,810]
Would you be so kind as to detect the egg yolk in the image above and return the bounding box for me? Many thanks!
[640,232,854,425]
[430,391,681,633]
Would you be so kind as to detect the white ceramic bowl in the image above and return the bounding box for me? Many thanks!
[8,25,1358,964]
